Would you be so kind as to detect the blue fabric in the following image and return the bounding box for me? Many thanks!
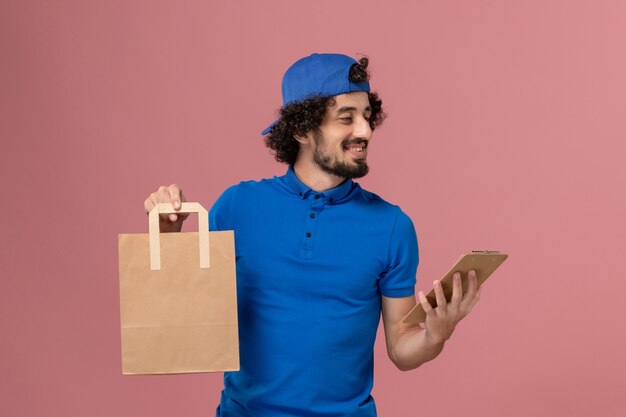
[210,166,419,417]
[261,53,371,135]
[281,54,370,107]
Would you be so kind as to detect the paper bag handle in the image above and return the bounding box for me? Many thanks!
[148,202,210,270]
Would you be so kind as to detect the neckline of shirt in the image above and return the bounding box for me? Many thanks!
[283,165,356,203]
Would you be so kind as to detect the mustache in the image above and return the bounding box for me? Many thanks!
[342,138,369,147]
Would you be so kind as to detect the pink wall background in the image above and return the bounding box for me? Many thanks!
[2,1,625,416]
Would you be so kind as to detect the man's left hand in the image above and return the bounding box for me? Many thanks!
[417,269,481,345]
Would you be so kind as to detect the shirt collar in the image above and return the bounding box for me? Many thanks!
[284,165,354,203]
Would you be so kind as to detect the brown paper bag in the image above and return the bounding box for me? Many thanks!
[118,202,239,375]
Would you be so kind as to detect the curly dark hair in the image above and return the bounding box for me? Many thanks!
[264,57,386,166]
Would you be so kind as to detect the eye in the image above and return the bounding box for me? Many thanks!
[339,117,352,123]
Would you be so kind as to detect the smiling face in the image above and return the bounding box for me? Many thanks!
[307,91,373,179]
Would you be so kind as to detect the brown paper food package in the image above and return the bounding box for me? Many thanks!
[118,202,239,375]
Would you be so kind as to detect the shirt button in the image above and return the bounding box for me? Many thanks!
[298,192,303,197]
[310,213,315,219]
[314,194,320,200]
[306,232,312,238]
[329,198,334,202]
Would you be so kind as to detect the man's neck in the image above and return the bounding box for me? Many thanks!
[293,159,346,192]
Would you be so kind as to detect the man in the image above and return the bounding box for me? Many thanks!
[144,53,480,417]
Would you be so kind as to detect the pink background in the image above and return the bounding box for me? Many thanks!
[2,1,625,416]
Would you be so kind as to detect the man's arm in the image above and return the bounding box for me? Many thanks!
[381,270,481,371]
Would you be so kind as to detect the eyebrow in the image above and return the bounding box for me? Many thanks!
[335,106,372,114]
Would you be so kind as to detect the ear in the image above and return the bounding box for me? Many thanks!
[293,133,311,145]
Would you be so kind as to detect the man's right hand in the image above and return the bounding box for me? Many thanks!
[144,184,190,233]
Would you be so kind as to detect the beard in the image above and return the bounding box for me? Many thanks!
[312,131,370,179]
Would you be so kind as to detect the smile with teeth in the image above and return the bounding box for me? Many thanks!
[345,143,367,152]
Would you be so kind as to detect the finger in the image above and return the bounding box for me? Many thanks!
[168,184,183,210]
[171,186,190,221]
[418,291,434,315]
[450,272,462,306]
[167,184,190,222]
[433,280,447,309]
[460,270,477,309]
[151,193,168,221]
[156,186,177,222]
[466,269,478,297]
[463,288,481,315]
[144,195,156,214]
[145,193,160,215]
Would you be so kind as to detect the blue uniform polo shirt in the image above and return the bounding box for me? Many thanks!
[209,166,419,417]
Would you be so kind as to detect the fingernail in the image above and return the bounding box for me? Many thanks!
[174,201,180,209]
[169,214,176,222]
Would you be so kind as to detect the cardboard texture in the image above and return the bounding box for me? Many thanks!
[118,202,239,375]
[403,251,508,324]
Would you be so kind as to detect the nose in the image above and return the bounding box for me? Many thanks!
[353,115,372,140]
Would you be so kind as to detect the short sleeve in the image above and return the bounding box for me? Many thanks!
[379,208,419,297]
[209,184,238,231]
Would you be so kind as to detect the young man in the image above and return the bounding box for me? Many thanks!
[144,53,480,417]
